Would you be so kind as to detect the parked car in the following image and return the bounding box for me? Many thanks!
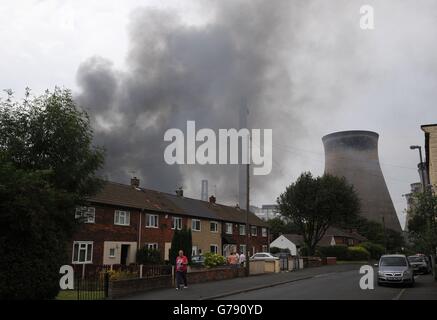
[191,255,205,266]
[376,254,415,287]
[250,252,279,261]
[408,255,431,274]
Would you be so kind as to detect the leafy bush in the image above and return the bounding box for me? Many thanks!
[106,270,137,281]
[318,245,349,260]
[270,247,280,254]
[270,247,290,254]
[204,253,226,268]
[136,247,162,265]
[347,246,370,261]
[358,242,385,260]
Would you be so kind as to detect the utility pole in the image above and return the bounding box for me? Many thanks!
[382,216,388,254]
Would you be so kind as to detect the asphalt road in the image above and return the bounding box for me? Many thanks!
[219,270,437,300]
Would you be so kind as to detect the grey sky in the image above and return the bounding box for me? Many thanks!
[2,0,436,229]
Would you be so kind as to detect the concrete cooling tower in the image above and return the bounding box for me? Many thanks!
[322,131,402,232]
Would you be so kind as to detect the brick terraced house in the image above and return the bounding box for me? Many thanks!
[69,178,269,265]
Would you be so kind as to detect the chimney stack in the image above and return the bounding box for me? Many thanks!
[130,177,140,188]
[209,195,216,204]
[176,187,184,197]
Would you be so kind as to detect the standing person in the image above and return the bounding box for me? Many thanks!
[235,251,240,267]
[228,252,238,268]
[239,251,246,267]
[175,250,188,290]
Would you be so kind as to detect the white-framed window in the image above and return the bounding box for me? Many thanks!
[210,221,218,233]
[109,248,116,258]
[192,219,201,231]
[114,210,130,226]
[240,244,247,255]
[146,214,159,228]
[239,224,246,236]
[210,244,218,254]
[75,206,95,223]
[251,226,257,236]
[171,216,182,230]
[262,228,267,237]
[146,243,158,250]
[262,245,268,252]
[225,223,233,234]
[72,241,93,264]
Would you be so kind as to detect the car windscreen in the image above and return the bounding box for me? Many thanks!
[408,256,423,263]
[380,257,407,266]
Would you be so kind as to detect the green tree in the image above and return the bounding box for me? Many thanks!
[186,228,193,262]
[408,190,437,255]
[0,88,104,299]
[267,217,300,239]
[169,227,193,265]
[277,172,360,256]
[169,229,181,265]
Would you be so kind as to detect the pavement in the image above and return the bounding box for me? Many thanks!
[120,264,408,300]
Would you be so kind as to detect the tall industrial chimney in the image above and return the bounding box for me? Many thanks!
[201,180,208,201]
[322,130,402,232]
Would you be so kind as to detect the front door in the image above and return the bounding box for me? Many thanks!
[120,244,130,265]
[192,246,198,256]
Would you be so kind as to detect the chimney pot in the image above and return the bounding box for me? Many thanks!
[176,187,184,197]
[131,177,140,188]
[209,195,216,204]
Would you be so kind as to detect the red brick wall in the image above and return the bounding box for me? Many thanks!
[108,275,172,299]
[141,214,190,260]
[224,223,269,254]
[69,205,141,265]
[187,267,245,284]
[69,203,269,264]
[108,267,245,299]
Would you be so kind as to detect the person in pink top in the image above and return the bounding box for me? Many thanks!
[175,250,188,290]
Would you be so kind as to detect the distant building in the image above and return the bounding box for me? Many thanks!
[269,228,367,255]
[255,204,280,221]
[421,124,437,191]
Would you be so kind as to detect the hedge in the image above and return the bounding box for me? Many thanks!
[357,242,385,260]
[347,246,370,261]
[318,245,370,261]
[318,245,349,260]
[136,247,162,265]
[270,247,290,254]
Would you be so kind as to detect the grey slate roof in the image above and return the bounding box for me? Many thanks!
[89,181,268,227]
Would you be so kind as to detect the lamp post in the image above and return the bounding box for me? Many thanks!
[410,145,426,192]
